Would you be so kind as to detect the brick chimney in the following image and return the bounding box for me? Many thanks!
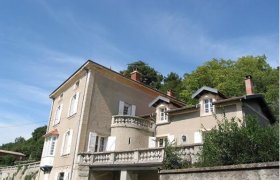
[167,89,175,97]
[130,69,141,82]
[244,75,254,95]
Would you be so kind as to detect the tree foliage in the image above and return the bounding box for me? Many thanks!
[120,61,163,89]
[0,126,47,166]
[160,72,183,99]
[199,116,279,167]
[180,56,279,119]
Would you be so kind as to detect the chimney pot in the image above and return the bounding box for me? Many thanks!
[167,89,175,97]
[130,69,141,82]
[244,75,254,95]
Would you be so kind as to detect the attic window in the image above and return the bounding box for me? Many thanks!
[160,107,167,121]
[204,99,214,113]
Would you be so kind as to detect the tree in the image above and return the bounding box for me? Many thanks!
[160,72,183,99]
[180,56,279,119]
[120,61,163,89]
[0,125,47,166]
[199,116,279,167]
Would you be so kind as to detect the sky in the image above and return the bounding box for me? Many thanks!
[0,0,278,145]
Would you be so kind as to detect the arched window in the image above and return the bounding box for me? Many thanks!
[54,104,62,125]
[69,93,79,116]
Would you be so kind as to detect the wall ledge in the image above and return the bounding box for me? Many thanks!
[160,161,279,174]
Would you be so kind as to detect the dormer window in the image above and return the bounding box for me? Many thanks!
[160,107,167,121]
[204,99,214,113]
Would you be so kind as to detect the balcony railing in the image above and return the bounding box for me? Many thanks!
[111,115,155,131]
[78,144,202,166]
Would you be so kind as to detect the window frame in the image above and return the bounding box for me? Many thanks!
[68,92,79,117]
[203,98,214,114]
[54,104,63,125]
[43,136,57,157]
[61,129,73,156]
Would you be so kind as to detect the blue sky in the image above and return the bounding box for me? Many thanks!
[0,0,278,145]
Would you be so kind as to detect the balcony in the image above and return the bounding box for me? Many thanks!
[111,115,155,132]
[40,156,54,167]
[78,144,202,167]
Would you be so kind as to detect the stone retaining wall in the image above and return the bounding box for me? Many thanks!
[0,162,41,180]
[160,162,279,180]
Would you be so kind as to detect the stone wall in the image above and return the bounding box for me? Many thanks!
[160,162,279,180]
[0,162,42,180]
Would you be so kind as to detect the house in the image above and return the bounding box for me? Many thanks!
[39,61,275,180]
[0,150,26,161]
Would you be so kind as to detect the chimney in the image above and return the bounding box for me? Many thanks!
[244,75,254,95]
[167,89,175,97]
[130,69,141,82]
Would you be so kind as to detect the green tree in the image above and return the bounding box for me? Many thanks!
[0,125,47,166]
[199,116,279,167]
[160,72,183,99]
[120,61,163,89]
[180,56,279,119]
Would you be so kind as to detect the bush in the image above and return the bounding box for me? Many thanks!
[199,116,279,167]
[162,141,192,169]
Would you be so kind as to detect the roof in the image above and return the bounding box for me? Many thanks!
[167,94,275,123]
[192,86,226,99]
[44,129,59,137]
[0,150,26,156]
[49,60,185,106]
[167,105,199,114]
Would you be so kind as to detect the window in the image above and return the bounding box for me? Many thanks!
[204,99,214,113]
[94,136,99,152]
[43,136,57,156]
[157,137,167,147]
[87,133,107,153]
[182,135,187,143]
[58,172,64,180]
[61,130,72,155]
[123,103,131,115]
[54,104,63,125]
[69,93,79,116]
[160,107,167,121]
[118,101,136,116]
[99,137,105,152]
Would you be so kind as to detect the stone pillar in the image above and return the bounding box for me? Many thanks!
[121,170,137,180]
[74,166,90,180]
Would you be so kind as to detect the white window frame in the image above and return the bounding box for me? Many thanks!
[157,137,167,147]
[87,132,107,153]
[61,129,73,155]
[68,92,79,117]
[43,136,57,157]
[118,101,136,116]
[94,136,107,152]
[54,104,63,125]
[204,99,214,114]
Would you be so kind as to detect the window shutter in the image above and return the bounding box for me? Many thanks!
[105,136,116,151]
[87,132,97,152]
[56,104,63,124]
[194,131,202,143]
[73,92,79,114]
[54,172,58,180]
[131,105,136,116]
[118,101,124,115]
[148,137,156,148]
[66,130,73,154]
[168,134,175,144]
[64,172,69,180]
[61,132,66,155]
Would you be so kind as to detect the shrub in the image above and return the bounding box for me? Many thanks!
[199,116,279,167]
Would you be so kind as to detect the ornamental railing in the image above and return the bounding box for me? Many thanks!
[78,144,202,166]
[111,115,155,131]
